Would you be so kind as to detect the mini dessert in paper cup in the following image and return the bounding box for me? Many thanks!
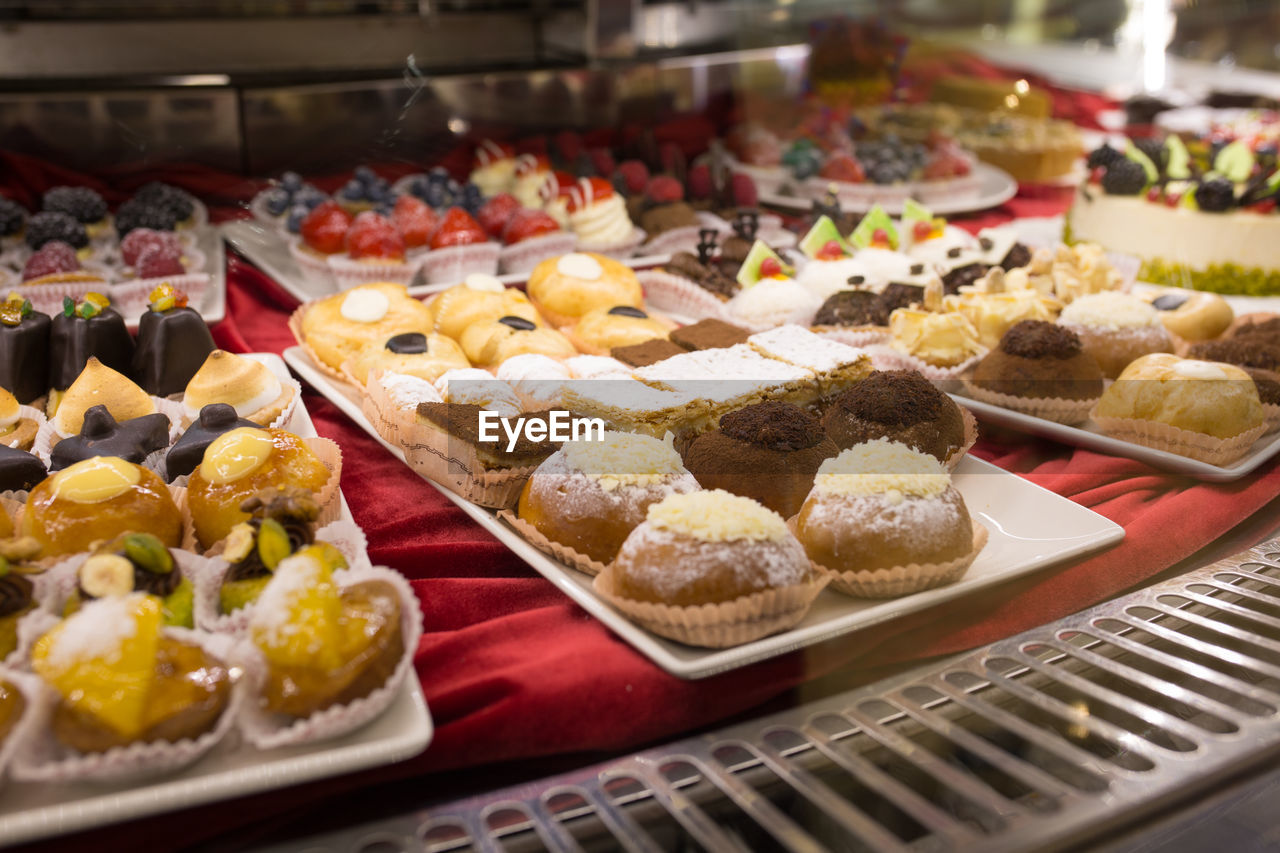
[361,369,443,444]
[3,404,44,452]
[1090,413,1266,465]
[287,302,349,383]
[808,523,988,599]
[288,237,340,292]
[641,225,705,257]
[234,561,421,749]
[12,601,242,784]
[865,343,987,381]
[0,539,63,669]
[499,232,579,275]
[0,670,44,780]
[578,226,646,262]
[638,269,736,323]
[34,395,185,478]
[498,511,609,576]
[401,434,536,509]
[944,407,980,471]
[108,271,211,318]
[961,379,1098,425]
[419,242,501,285]
[14,272,115,316]
[327,252,420,289]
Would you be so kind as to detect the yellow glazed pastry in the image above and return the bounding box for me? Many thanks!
[526,253,643,327]
[183,350,296,427]
[0,387,37,451]
[187,427,331,548]
[458,316,577,367]
[299,283,433,372]
[425,274,543,341]
[1095,353,1264,439]
[1144,289,1235,342]
[22,457,183,557]
[566,305,671,356]
[52,357,156,435]
[344,332,469,386]
[889,309,984,367]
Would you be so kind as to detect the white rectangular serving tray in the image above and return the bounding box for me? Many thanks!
[221,219,670,303]
[284,345,1125,680]
[121,223,227,331]
[0,352,433,848]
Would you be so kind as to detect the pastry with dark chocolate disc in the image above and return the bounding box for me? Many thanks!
[166,403,264,481]
[813,290,890,328]
[683,401,838,518]
[822,370,966,463]
[49,404,171,472]
[48,294,135,393]
[131,283,217,397]
[612,338,685,367]
[669,318,751,351]
[567,305,670,355]
[0,444,46,492]
[0,295,51,404]
[972,320,1105,401]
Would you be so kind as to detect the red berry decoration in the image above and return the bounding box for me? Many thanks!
[730,172,758,207]
[760,257,782,278]
[1145,186,1163,203]
[300,200,353,255]
[646,176,684,204]
[819,153,865,184]
[135,243,186,279]
[687,163,713,200]
[555,131,584,164]
[817,240,845,261]
[390,195,438,249]
[1250,199,1278,214]
[476,193,521,239]
[344,211,405,261]
[589,148,616,178]
[566,177,615,213]
[872,228,890,246]
[615,160,650,195]
[430,207,488,250]
[120,227,180,267]
[21,240,79,281]
[502,209,561,245]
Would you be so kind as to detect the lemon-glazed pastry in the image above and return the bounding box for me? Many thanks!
[526,253,643,327]
[217,487,320,615]
[183,350,296,428]
[425,273,543,341]
[298,283,433,373]
[68,533,195,628]
[51,357,156,436]
[0,387,37,451]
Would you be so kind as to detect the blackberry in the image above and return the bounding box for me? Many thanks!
[1134,137,1168,172]
[42,186,107,224]
[1086,144,1123,169]
[24,211,88,250]
[1100,159,1147,195]
[0,197,26,238]
[114,198,178,237]
[132,182,195,222]
[1196,178,1236,212]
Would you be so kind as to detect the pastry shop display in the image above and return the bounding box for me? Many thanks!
[594,489,824,647]
[215,487,321,616]
[794,439,986,598]
[564,177,643,258]
[1057,292,1173,379]
[0,294,51,405]
[22,456,183,557]
[343,331,469,387]
[726,242,820,331]
[0,538,40,661]
[1093,353,1267,463]
[526,252,643,327]
[165,403,259,482]
[295,282,433,375]
[426,273,542,340]
[0,443,47,492]
[888,306,985,371]
[48,294,134,394]
[968,320,1105,424]
[187,427,336,549]
[49,405,170,471]
[48,356,157,436]
[669,318,752,351]
[0,387,38,451]
[458,315,577,367]
[417,207,501,286]
[612,338,687,367]
[821,370,968,464]
[682,401,837,518]
[1144,288,1235,343]
[498,208,577,275]
[565,305,671,356]
[515,431,700,568]
[182,350,297,427]
[131,284,217,397]
[65,533,195,629]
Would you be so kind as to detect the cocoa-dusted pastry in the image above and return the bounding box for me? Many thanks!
[0,444,46,492]
[182,350,296,427]
[51,357,157,436]
[0,538,40,659]
[48,294,135,393]
[822,370,966,462]
[972,320,1104,400]
[218,487,320,614]
[165,403,258,481]
[67,532,194,628]
[663,252,740,301]
[669,318,751,351]
[0,387,37,451]
[50,404,170,471]
[1231,316,1280,345]
[1187,339,1280,373]
[879,282,927,313]
[813,290,890,327]
[683,401,838,518]
[612,338,685,367]
[0,294,51,404]
[131,283,217,397]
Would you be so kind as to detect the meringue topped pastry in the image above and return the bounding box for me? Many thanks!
[52,357,157,436]
[183,350,295,427]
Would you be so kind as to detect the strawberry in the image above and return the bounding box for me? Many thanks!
[760,257,782,278]
[589,148,616,178]
[566,177,614,213]
[515,154,550,177]
[135,243,185,278]
[344,211,405,261]
[820,153,865,183]
[687,163,713,200]
[730,172,758,207]
[1249,198,1278,214]
[646,176,684,204]
[503,209,561,245]
[476,193,521,239]
[391,195,438,248]
[120,228,180,267]
[21,241,79,281]
[430,207,487,249]
[615,160,649,195]
[300,200,353,254]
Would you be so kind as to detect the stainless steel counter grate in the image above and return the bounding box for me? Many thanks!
[272,540,1280,853]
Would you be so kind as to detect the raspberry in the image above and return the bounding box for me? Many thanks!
[344,211,405,261]
[820,153,865,183]
[21,241,79,281]
[476,193,521,239]
[589,148,616,178]
[1195,178,1236,212]
[42,186,107,224]
[24,211,88,250]
[646,176,684,204]
[120,228,181,267]
[1100,159,1147,195]
[729,173,758,207]
[1086,144,1124,169]
[135,244,186,279]
[0,197,26,238]
[687,163,713,200]
[615,160,649,195]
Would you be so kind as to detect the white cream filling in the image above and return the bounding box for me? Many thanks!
[341,288,391,323]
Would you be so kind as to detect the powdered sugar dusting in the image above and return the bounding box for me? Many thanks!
[43,594,144,669]
[748,325,864,373]
[618,522,809,598]
[527,451,698,522]
[377,371,443,411]
[559,431,687,490]
[1059,292,1158,330]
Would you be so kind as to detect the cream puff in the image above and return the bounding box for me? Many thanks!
[565,305,672,356]
[458,316,577,367]
[299,283,433,373]
[343,332,469,387]
[425,273,542,341]
[526,253,643,327]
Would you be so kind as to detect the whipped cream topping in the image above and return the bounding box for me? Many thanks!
[560,431,686,491]
[569,195,635,248]
[464,273,505,293]
[340,288,391,323]
[556,252,603,280]
[814,439,949,503]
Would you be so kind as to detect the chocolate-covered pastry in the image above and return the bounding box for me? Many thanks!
[972,321,1105,401]
[49,295,134,391]
[665,252,739,300]
[880,282,927,313]
[669,318,751,350]
[822,370,966,463]
[612,339,685,367]
[813,290,889,327]
[0,295,51,404]
[49,405,171,472]
[0,444,46,492]
[131,284,216,396]
[1000,242,1032,271]
[164,403,259,481]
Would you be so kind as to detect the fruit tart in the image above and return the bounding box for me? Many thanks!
[66,533,195,629]
[498,209,577,275]
[290,200,352,290]
[419,207,500,285]
[328,211,414,289]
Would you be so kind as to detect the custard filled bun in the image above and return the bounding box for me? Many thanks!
[426,274,542,341]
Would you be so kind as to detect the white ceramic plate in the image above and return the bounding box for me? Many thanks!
[758,163,1018,216]
[0,352,433,848]
[222,219,675,304]
[283,345,1125,680]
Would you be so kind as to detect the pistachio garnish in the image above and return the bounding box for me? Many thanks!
[122,533,174,575]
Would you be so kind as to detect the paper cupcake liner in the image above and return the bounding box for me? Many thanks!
[812,325,891,348]
[179,377,303,435]
[637,269,735,324]
[361,372,426,445]
[11,628,242,784]
[1265,403,1280,434]
[400,421,536,508]
[108,272,211,318]
[960,379,1099,426]
[945,406,980,472]
[34,395,185,479]
[0,671,44,781]
[1089,410,1267,466]
[234,565,422,749]
[12,273,114,316]
[864,344,988,381]
[287,303,350,383]
[288,238,340,293]
[498,232,579,275]
[497,510,609,577]
[418,242,501,285]
[119,246,207,280]
[592,568,829,649]
[640,225,705,257]
[327,253,418,289]
[577,226,646,262]
[2,405,44,452]
[811,521,988,599]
